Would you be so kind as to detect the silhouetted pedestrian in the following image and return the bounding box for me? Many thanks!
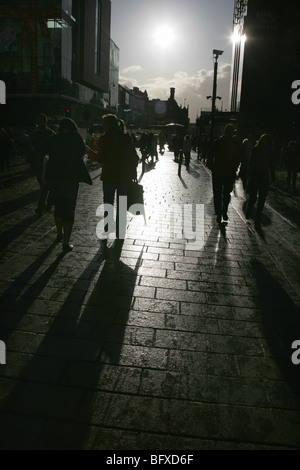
[46,118,92,252]
[207,124,239,223]
[148,132,158,162]
[29,114,55,215]
[159,131,166,154]
[173,134,183,163]
[284,140,299,193]
[95,114,139,240]
[140,133,149,164]
[245,133,275,229]
[0,127,13,172]
[183,134,192,170]
[238,133,254,189]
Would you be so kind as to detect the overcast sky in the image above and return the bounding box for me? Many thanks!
[110,0,236,123]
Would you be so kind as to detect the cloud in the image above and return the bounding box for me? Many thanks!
[119,76,139,89]
[120,63,232,122]
[121,65,143,74]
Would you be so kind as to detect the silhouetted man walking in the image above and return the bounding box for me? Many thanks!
[207,124,239,223]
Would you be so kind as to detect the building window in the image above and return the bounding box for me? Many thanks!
[47,20,63,29]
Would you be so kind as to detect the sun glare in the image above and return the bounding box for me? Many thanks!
[231,30,247,44]
[154,25,175,48]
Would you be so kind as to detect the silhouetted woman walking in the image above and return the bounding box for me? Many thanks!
[46,118,92,251]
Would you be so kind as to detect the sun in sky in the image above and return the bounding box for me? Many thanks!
[153,24,176,48]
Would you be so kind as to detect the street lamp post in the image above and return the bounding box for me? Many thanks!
[209,49,223,143]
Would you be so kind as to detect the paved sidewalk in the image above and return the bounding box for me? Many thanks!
[0,149,300,450]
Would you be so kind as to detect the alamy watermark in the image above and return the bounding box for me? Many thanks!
[0,80,6,104]
[291,340,300,365]
[156,203,205,250]
[96,199,205,250]
[291,80,300,105]
[0,340,6,364]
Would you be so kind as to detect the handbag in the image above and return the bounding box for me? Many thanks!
[127,180,145,219]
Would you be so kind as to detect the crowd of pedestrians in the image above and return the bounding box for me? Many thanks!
[28,113,139,250]
[1,111,299,250]
[205,125,300,230]
[139,132,159,164]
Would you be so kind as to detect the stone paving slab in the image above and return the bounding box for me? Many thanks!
[0,150,300,450]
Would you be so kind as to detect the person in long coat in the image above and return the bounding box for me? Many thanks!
[206,124,240,223]
[46,118,92,251]
[95,114,139,240]
[245,133,275,229]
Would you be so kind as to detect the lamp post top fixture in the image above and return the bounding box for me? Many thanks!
[213,49,224,59]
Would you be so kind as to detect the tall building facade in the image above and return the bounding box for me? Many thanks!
[231,0,300,140]
[0,0,113,127]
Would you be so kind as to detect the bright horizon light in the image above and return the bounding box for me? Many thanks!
[154,25,176,48]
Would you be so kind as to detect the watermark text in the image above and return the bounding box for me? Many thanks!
[291,340,300,365]
[0,340,6,364]
[96,200,205,250]
[291,80,300,105]
[0,80,6,104]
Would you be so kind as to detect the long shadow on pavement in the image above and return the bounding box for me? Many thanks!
[0,189,39,217]
[251,259,300,396]
[0,240,62,340]
[0,167,34,189]
[0,213,39,253]
[0,241,143,449]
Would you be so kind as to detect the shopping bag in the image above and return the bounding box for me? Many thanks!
[127,180,146,221]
